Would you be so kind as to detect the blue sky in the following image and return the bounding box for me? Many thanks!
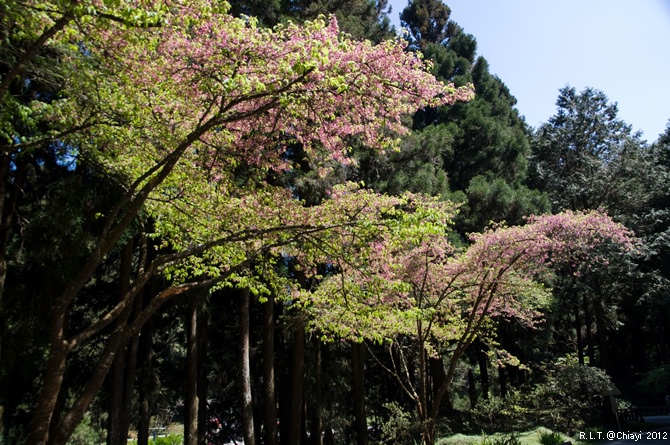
[387,0,670,142]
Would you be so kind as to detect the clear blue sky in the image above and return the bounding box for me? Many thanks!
[387,0,670,142]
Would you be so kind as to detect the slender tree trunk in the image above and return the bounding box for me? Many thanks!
[48,373,68,445]
[574,304,584,365]
[240,288,256,445]
[351,342,367,445]
[0,153,11,312]
[288,319,305,445]
[478,347,489,400]
[583,295,595,365]
[25,316,69,444]
[197,308,208,445]
[0,154,22,431]
[108,241,135,445]
[594,301,610,371]
[310,339,323,445]
[108,347,126,445]
[51,322,132,445]
[185,298,199,445]
[263,293,278,445]
[499,366,507,399]
[429,357,446,410]
[467,369,477,409]
[136,308,155,445]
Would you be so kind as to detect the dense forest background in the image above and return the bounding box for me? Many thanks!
[1,1,669,445]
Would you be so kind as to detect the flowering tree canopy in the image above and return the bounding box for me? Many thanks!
[7,2,475,444]
[304,209,634,443]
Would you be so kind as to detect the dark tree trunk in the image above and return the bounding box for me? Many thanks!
[594,301,610,371]
[240,288,256,445]
[288,319,305,445]
[185,298,199,445]
[108,241,136,445]
[429,357,447,412]
[575,304,584,365]
[26,315,69,444]
[48,373,68,445]
[351,342,367,445]
[467,369,477,409]
[136,312,155,445]
[278,309,290,444]
[499,366,507,399]
[51,323,133,445]
[310,339,323,445]
[477,347,489,400]
[263,293,278,445]
[583,295,595,365]
[197,306,208,445]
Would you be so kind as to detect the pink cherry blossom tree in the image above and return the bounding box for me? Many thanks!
[306,210,634,444]
[13,1,474,443]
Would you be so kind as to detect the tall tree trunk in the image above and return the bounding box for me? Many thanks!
[594,301,610,371]
[351,342,367,445]
[467,369,477,409]
[263,293,278,445]
[583,295,595,365]
[0,153,22,433]
[185,297,199,445]
[25,314,69,444]
[310,339,323,445]
[429,357,447,411]
[0,152,15,311]
[51,322,133,445]
[240,288,256,445]
[136,307,155,445]
[108,241,135,445]
[197,307,208,445]
[498,366,507,399]
[288,319,305,445]
[574,304,584,365]
[477,347,489,400]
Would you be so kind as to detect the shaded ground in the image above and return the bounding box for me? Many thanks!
[602,416,670,445]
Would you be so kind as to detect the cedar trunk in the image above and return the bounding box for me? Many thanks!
[263,293,278,445]
[185,298,199,445]
[240,288,256,445]
[351,342,367,445]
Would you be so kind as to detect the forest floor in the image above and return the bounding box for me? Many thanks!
[436,418,670,445]
[436,427,571,445]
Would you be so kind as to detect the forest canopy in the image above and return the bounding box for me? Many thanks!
[0,1,668,445]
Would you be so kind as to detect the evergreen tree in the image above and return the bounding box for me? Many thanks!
[359,0,548,234]
[227,0,394,42]
[529,86,648,214]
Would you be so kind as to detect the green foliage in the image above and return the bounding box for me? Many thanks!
[379,402,417,444]
[65,413,101,445]
[476,433,521,445]
[538,430,564,445]
[227,0,394,42]
[530,86,649,214]
[535,355,615,430]
[471,390,528,432]
[401,0,454,49]
[638,365,670,396]
[128,435,183,445]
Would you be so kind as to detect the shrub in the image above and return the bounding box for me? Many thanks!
[380,402,416,444]
[538,429,564,445]
[153,435,183,445]
[476,433,521,445]
[534,355,615,430]
[127,434,183,445]
[66,413,101,445]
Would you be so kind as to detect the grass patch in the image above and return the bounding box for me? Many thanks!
[437,427,574,445]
